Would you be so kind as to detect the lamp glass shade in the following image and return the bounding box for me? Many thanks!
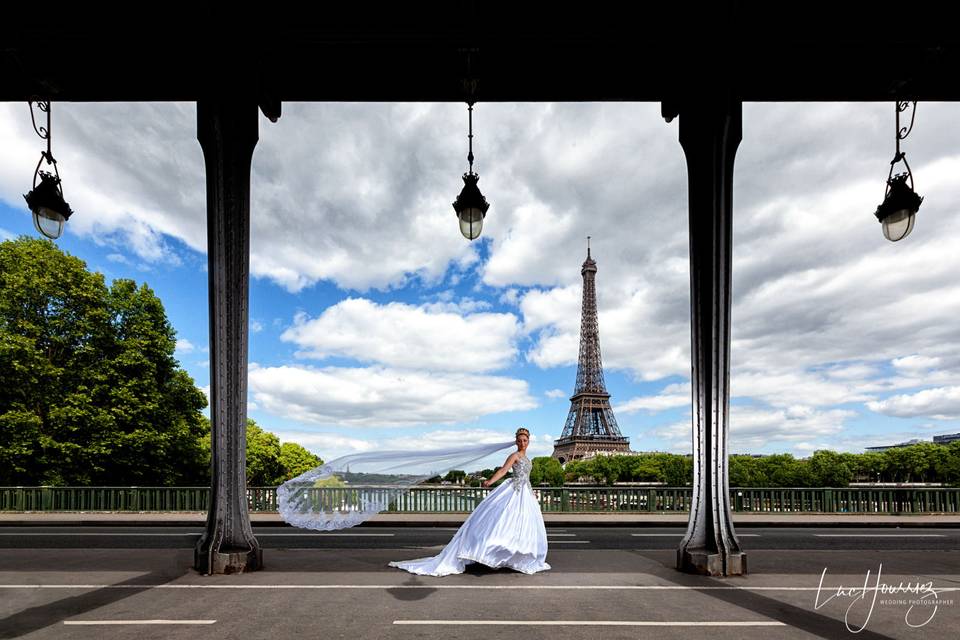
[24,172,73,240]
[452,173,489,241]
[32,207,65,239]
[881,208,915,242]
[458,207,484,240]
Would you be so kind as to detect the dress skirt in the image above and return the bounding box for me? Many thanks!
[388,478,551,576]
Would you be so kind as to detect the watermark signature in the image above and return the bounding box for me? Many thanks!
[814,562,953,632]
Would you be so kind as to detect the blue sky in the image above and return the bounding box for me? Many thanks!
[2,101,960,468]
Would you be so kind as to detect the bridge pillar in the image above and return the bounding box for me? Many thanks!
[193,98,263,575]
[672,95,747,577]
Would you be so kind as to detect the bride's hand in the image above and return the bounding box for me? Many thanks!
[482,479,491,487]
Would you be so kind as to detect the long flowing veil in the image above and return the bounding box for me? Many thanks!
[277,439,517,531]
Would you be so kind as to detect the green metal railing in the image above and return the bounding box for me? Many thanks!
[2,486,958,514]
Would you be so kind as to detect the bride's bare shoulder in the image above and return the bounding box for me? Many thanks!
[504,451,519,466]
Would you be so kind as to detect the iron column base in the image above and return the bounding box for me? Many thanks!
[677,547,747,576]
[194,546,263,575]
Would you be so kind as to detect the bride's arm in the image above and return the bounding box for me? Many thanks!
[482,453,519,487]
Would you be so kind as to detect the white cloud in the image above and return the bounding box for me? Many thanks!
[649,404,854,454]
[0,102,483,292]
[421,296,491,314]
[6,101,960,450]
[0,103,196,267]
[616,393,689,414]
[175,338,195,353]
[499,288,521,306]
[280,298,520,373]
[247,363,537,427]
[250,320,264,333]
[892,355,942,373]
[822,363,882,380]
[731,370,872,407]
[544,389,567,399]
[867,386,960,420]
[270,430,378,459]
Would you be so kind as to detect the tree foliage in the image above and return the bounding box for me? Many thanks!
[530,456,565,486]
[0,237,208,485]
[0,237,323,487]
[555,443,960,488]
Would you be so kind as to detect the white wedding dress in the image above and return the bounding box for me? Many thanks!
[388,454,551,576]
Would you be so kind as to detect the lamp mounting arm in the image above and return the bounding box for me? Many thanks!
[467,102,474,174]
[28,100,60,190]
[889,101,918,191]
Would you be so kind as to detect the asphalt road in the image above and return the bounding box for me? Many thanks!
[2,526,958,640]
[0,525,957,552]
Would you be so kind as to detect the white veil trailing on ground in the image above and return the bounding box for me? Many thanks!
[277,440,517,531]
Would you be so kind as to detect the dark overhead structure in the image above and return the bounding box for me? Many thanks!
[3,1,957,577]
[3,2,959,102]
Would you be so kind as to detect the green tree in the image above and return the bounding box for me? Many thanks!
[729,455,765,486]
[757,454,807,487]
[245,420,284,486]
[443,469,466,484]
[935,441,960,486]
[530,456,565,486]
[660,454,693,486]
[0,236,208,485]
[279,442,324,481]
[808,450,853,487]
[630,455,664,482]
[581,455,620,485]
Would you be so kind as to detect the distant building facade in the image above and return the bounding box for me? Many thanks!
[865,438,926,452]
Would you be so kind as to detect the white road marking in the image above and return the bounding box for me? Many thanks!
[548,540,590,543]
[9,584,956,591]
[546,533,577,536]
[631,533,759,537]
[394,620,786,626]
[258,533,395,537]
[64,620,216,625]
[0,532,394,537]
[813,534,945,537]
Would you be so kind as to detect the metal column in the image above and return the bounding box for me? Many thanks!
[674,97,747,576]
[193,99,263,575]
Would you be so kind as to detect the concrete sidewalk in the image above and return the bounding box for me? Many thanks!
[2,511,959,527]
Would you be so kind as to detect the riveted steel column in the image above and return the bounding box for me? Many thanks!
[193,99,262,575]
[674,97,746,577]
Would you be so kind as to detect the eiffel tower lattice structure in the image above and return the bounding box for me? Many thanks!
[552,239,632,464]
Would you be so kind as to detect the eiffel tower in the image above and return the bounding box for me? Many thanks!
[552,238,632,464]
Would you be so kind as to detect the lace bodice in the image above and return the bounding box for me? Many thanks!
[511,455,532,492]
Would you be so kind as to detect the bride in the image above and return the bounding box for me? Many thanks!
[388,427,551,576]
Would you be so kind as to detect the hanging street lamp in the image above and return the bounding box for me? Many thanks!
[452,102,489,241]
[874,101,922,242]
[23,100,74,240]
